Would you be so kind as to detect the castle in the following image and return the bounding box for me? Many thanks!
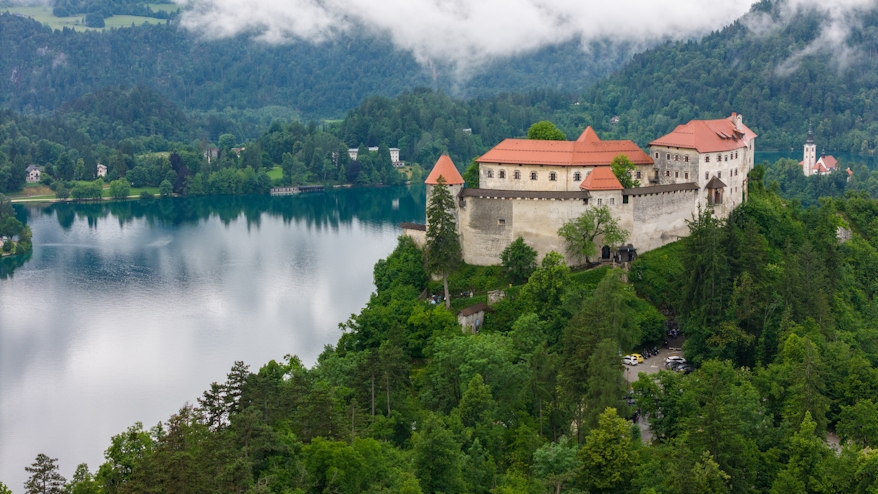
[404,113,757,266]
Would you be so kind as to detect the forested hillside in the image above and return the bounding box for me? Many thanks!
[572,0,878,152]
[0,13,627,118]
[13,176,878,493]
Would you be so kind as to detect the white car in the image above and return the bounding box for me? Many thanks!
[623,355,638,366]
[665,356,686,368]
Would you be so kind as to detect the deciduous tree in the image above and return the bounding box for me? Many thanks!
[558,206,628,264]
[527,121,566,141]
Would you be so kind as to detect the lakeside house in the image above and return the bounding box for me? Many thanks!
[25,165,41,183]
[97,163,107,177]
[347,147,404,167]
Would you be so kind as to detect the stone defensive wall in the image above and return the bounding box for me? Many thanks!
[456,183,700,265]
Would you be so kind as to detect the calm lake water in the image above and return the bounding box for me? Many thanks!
[0,186,425,490]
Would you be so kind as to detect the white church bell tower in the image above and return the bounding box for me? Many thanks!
[803,122,816,177]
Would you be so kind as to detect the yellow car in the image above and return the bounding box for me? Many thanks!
[630,353,644,363]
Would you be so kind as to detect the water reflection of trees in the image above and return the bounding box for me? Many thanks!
[0,251,32,280]
[25,185,427,232]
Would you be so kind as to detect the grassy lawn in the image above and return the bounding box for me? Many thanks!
[2,6,168,31]
[266,166,283,181]
[7,184,53,198]
[145,3,180,13]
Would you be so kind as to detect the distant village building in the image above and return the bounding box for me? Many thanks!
[231,147,245,157]
[204,147,219,163]
[403,113,758,266]
[96,163,107,177]
[800,124,837,176]
[610,116,620,126]
[462,128,473,135]
[25,165,41,183]
[347,147,404,167]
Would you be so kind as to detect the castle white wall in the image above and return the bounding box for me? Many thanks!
[456,188,693,266]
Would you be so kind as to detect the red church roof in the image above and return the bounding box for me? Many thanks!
[579,167,623,191]
[425,154,465,185]
[649,113,757,153]
[476,127,652,167]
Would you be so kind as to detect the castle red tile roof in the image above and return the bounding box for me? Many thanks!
[649,114,757,153]
[425,154,465,185]
[579,166,623,191]
[476,127,653,167]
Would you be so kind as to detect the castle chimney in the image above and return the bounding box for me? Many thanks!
[732,112,743,132]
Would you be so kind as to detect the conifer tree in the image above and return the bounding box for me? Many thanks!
[24,454,66,494]
[425,176,461,309]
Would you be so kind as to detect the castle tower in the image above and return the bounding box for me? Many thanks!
[803,122,816,177]
[424,154,465,228]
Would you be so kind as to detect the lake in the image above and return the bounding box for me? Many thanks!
[0,186,426,490]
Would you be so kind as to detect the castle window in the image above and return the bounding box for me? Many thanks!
[499,170,506,179]
[666,154,671,160]
[705,156,710,163]
[655,152,659,159]
[684,155,690,162]
[514,170,521,180]
[597,198,602,206]
[718,171,722,178]
[674,154,679,161]
[574,172,581,181]
[685,172,689,180]
[610,197,615,205]
[530,171,537,180]
[717,154,722,162]
[665,170,671,177]
[735,169,738,176]
[485,169,493,178]
[498,219,506,226]
[635,171,642,179]
[675,171,679,178]
[735,152,739,159]
[623,195,629,204]
[724,155,728,162]
[549,172,557,181]
[705,172,709,180]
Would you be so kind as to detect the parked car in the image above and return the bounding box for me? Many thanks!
[665,356,686,369]
[630,353,644,363]
[623,355,638,366]
[677,364,694,374]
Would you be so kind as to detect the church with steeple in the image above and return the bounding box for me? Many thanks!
[800,123,837,177]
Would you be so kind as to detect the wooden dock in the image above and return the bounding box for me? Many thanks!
[270,185,325,196]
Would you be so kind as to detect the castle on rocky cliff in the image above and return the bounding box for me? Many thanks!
[404,113,757,266]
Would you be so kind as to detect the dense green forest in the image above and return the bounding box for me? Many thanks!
[571,0,878,152]
[51,0,176,19]
[0,12,626,119]
[11,173,878,493]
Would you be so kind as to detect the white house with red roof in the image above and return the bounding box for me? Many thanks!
[406,114,756,266]
[648,112,756,214]
[800,125,837,177]
[476,127,654,192]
